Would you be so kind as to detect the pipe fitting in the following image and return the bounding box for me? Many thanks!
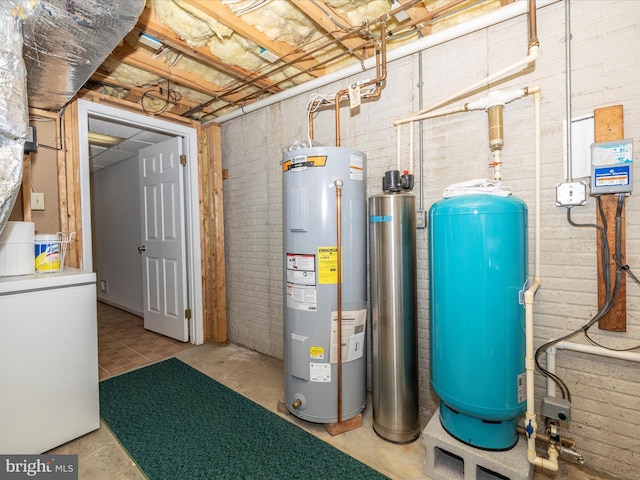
[291,399,302,409]
[465,88,527,111]
[559,445,585,464]
[488,105,504,152]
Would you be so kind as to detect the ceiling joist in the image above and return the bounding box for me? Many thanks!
[135,5,281,95]
[85,0,516,121]
[107,44,256,109]
[291,0,368,59]
[183,0,325,76]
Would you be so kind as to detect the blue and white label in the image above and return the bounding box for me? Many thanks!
[594,165,630,188]
[370,215,392,223]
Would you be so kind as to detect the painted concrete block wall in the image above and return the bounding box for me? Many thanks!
[91,155,143,315]
[221,2,640,477]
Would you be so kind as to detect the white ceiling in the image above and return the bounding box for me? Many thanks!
[88,116,174,172]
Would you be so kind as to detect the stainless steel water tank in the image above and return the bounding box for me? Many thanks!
[369,191,419,443]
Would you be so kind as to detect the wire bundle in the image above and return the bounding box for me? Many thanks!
[536,194,639,401]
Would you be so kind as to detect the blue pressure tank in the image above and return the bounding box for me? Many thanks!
[429,194,527,450]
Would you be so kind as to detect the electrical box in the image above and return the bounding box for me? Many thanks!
[555,181,587,207]
[24,125,38,153]
[541,395,571,422]
[590,139,633,194]
[31,192,45,211]
[416,209,426,229]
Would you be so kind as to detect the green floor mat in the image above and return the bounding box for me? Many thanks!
[99,358,388,480]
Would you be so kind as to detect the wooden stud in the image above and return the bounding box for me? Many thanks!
[22,154,32,222]
[77,89,196,127]
[277,399,290,415]
[594,105,626,332]
[201,122,227,344]
[62,99,82,269]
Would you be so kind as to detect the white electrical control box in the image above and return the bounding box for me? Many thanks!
[590,139,633,194]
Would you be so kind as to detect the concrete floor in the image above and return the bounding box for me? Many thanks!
[50,342,621,480]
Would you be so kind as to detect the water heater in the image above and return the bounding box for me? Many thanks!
[429,194,527,450]
[282,146,367,423]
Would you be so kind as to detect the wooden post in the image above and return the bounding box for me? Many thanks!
[61,99,82,269]
[22,154,32,222]
[200,122,227,344]
[594,105,626,332]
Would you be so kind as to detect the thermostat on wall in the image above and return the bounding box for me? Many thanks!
[590,139,633,194]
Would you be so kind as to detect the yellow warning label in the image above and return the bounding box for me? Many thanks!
[309,346,325,359]
[318,246,338,284]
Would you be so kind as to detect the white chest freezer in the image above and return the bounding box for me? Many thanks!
[0,268,100,453]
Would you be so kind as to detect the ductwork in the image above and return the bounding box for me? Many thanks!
[0,4,28,235]
[22,0,145,110]
[0,0,144,235]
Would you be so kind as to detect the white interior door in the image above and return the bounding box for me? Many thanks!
[138,137,189,341]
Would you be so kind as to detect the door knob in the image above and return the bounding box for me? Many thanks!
[137,245,147,254]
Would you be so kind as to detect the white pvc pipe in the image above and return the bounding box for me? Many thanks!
[523,87,559,471]
[548,342,640,366]
[394,50,532,172]
[210,0,558,125]
[396,46,538,126]
[545,342,640,418]
[396,127,402,171]
[394,105,467,171]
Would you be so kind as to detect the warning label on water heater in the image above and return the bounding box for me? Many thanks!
[330,308,367,364]
[286,253,317,311]
[310,362,331,382]
[350,154,363,181]
[318,246,338,284]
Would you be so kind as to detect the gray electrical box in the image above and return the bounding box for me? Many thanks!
[590,139,633,194]
[24,125,38,153]
[541,395,571,422]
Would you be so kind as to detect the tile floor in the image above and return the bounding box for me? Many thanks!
[97,302,193,380]
[50,304,619,480]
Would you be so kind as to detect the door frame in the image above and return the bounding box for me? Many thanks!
[77,99,204,345]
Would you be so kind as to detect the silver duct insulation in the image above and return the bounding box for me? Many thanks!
[23,0,145,110]
[0,5,28,235]
[0,0,144,235]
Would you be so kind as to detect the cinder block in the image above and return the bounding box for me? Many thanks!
[423,408,532,480]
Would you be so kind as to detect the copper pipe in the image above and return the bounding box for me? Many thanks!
[333,24,387,146]
[334,179,344,423]
[308,108,315,142]
[517,425,550,443]
[186,0,484,120]
[334,88,348,147]
[202,36,380,119]
[192,25,378,118]
[528,0,539,47]
[201,10,390,119]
